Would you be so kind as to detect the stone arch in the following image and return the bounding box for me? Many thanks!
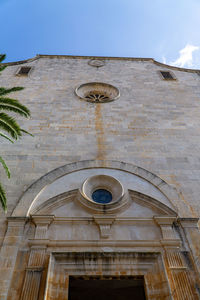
[12,160,180,217]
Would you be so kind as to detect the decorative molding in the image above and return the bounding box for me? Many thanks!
[31,215,54,226]
[28,239,181,248]
[130,190,177,216]
[12,160,179,217]
[31,215,54,239]
[154,216,177,225]
[88,59,105,67]
[178,218,199,228]
[45,252,170,300]
[154,216,177,240]
[7,216,28,226]
[94,215,116,238]
[32,190,77,214]
[78,175,130,214]
[53,216,155,225]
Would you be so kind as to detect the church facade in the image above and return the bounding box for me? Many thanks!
[0,55,200,299]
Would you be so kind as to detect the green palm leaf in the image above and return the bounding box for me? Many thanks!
[0,112,22,139]
[0,87,24,96]
[0,54,6,63]
[0,97,30,117]
[0,132,14,143]
[0,182,7,212]
[0,53,32,212]
[20,128,34,137]
[0,65,6,72]
[0,156,10,178]
[0,54,6,72]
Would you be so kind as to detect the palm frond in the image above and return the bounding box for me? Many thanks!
[0,182,7,212]
[0,156,10,178]
[0,112,21,139]
[0,53,33,213]
[0,132,14,143]
[0,54,6,63]
[20,128,34,137]
[0,66,6,72]
[0,87,24,96]
[0,54,6,73]
[0,97,30,117]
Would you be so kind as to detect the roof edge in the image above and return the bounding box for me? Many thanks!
[1,54,200,73]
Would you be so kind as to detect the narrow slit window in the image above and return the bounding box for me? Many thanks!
[17,66,32,76]
[160,71,175,80]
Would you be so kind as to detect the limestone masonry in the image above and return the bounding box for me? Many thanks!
[0,55,200,299]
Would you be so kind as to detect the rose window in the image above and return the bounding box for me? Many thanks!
[75,82,120,103]
[84,92,110,103]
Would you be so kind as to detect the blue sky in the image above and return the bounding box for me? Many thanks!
[1,0,200,68]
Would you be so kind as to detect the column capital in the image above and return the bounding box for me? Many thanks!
[31,215,54,226]
[154,216,177,225]
[178,218,199,228]
[154,216,178,240]
[7,216,28,226]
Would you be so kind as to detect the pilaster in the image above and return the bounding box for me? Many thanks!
[0,217,27,299]
[178,218,200,277]
[20,215,54,300]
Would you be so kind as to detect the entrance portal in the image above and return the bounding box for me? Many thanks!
[68,276,146,300]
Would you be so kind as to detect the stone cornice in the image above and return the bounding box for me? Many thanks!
[154,216,177,225]
[7,216,29,226]
[178,218,199,228]
[1,54,199,73]
[51,216,166,225]
[28,239,181,248]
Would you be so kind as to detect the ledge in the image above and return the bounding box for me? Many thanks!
[28,239,181,248]
[1,54,199,73]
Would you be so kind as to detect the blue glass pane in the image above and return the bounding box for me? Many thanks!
[92,189,112,204]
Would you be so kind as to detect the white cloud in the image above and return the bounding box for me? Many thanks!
[170,44,199,68]
[162,56,166,64]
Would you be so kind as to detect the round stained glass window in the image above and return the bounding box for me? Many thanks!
[92,189,112,204]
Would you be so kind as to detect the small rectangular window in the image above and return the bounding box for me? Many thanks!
[16,66,32,76]
[160,71,175,80]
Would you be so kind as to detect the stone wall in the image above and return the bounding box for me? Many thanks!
[1,56,200,218]
[0,56,200,299]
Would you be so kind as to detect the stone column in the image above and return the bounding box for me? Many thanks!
[0,217,27,299]
[20,215,54,300]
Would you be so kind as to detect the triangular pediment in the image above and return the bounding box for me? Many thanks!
[32,189,176,218]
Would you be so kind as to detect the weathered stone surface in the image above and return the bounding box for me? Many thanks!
[0,55,199,299]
